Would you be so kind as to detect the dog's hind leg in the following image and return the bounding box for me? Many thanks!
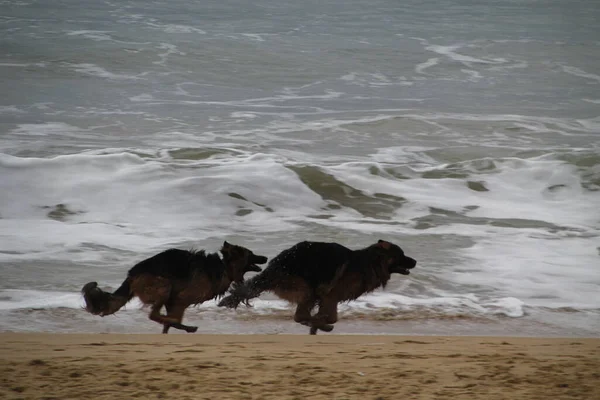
[149,302,181,332]
[308,298,338,335]
[162,303,174,334]
[162,303,197,334]
[316,263,347,298]
[293,298,316,327]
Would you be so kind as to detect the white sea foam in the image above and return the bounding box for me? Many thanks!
[146,23,206,34]
[240,33,265,41]
[66,30,114,41]
[64,31,150,45]
[129,93,155,102]
[371,146,440,164]
[561,65,600,83]
[452,233,600,310]
[425,44,507,65]
[0,151,323,259]
[0,106,24,114]
[339,72,412,87]
[415,57,439,74]
[8,122,84,137]
[153,43,186,66]
[326,156,599,229]
[68,63,144,80]
[488,60,528,71]
[230,112,258,119]
[461,68,483,81]
[0,289,84,310]
[0,289,146,311]
[401,112,598,134]
[0,62,46,68]
[0,63,30,67]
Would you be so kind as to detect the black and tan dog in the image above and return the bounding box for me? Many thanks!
[81,241,267,333]
[218,240,416,334]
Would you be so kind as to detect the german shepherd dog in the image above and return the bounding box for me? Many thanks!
[81,241,267,333]
[218,240,416,334]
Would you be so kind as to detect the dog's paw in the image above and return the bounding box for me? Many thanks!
[186,326,198,333]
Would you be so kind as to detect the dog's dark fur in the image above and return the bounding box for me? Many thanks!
[218,240,416,334]
[81,241,267,333]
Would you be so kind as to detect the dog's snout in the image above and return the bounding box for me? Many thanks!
[406,257,417,268]
[253,255,268,264]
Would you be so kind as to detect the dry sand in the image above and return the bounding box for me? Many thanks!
[1,333,598,400]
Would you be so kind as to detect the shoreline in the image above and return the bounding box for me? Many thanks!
[2,333,599,399]
[2,308,598,338]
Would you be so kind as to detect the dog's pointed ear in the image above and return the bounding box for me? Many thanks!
[221,241,231,255]
[377,240,391,250]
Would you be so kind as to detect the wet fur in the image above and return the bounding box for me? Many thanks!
[81,242,267,333]
[218,240,417,334]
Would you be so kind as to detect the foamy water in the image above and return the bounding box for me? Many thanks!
[1,0,599,336]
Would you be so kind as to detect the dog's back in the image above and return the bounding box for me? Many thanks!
[127,248,223,282]
[264,241,352,286]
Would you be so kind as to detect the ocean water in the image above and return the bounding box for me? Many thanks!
[1,0,599,336]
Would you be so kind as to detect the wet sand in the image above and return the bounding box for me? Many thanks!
[1,333,599,399]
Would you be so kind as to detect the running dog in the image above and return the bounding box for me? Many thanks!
[218,240,416,334]
[82,241,267,333]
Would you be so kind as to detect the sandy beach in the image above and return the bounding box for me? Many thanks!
[1,334,598,400]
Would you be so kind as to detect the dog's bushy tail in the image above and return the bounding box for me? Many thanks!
[218,272,271,309]
[81,278,133,316]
